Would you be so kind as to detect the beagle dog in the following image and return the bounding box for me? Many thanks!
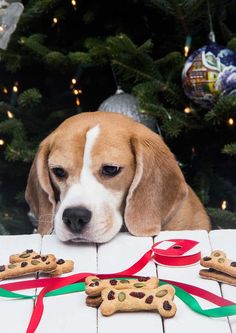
[25,111,210,243]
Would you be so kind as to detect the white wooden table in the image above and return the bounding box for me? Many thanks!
[0,230,235,333]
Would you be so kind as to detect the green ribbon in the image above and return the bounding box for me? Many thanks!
[159,281,236,317]
[0,281,236,317]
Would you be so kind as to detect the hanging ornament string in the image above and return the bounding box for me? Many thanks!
[103,64,162,135]
[207,0,216,42]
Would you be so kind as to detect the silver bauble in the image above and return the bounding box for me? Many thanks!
[0,1,24,50]
[98,88,157,132]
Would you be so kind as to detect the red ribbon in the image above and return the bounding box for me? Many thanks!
[152,239,201,266]
[0,242,235,333]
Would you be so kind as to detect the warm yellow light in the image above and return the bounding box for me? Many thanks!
[228,118,234,126]
[3,87,8,94]
[184,106,192,114]
[0,26,4,32]
[13,85,18,93]
[71,78,76,85]
[76,97,80,106]
[7,111,14,119]
[53,17,58,24]
[0,139,4,145]
[221,200,227,210]
[184,46,190,57]
[71,0,76,6]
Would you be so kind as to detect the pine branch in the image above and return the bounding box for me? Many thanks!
[112,59,154,81]
[18,89,42,109]
[207,208,236,229]
[0,119,36,162]
[205,95,236,124]
[21,34,50,57]
[222,143,236,156]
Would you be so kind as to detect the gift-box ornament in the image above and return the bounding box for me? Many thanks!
[0,0,24,50]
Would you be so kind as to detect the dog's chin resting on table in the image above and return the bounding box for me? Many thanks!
[25,111,210,243]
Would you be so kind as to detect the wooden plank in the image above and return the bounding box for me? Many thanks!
[155,230,231,333]
[209,229,236,333]
[97,232,163,333]
[36,235,97,333]
[0,234,42,333]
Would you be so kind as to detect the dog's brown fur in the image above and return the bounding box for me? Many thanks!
[26,111,211,238]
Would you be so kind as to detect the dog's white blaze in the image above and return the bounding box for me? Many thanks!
[54,125,123,242]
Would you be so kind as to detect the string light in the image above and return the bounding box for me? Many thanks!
[221,200,227,210]
[184,35,192,57]
[73,89,79,95]
[7,111,14,119]
[0,26,4,33]
[184,46,190,57]
[227,118,234,126]
[184,106,192,114]
[0,139,4,146]
[71,0,77,9]
[70,76,82,106]
[73,88,82,95]
[3,87,8,94]
[53,17,58,24]
[12,83,18,93]
[76,97,80,106]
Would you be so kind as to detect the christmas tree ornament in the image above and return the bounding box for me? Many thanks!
[182,43,236,109]
[98,87,157,131]
[0,0,24,50]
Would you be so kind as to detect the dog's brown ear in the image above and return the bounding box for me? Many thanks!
[25,138,56,235]
[124,130,188,236]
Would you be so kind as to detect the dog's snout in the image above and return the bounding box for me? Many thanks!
[62,207,92,232]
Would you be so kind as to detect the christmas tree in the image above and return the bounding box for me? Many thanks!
[0,0,236,234]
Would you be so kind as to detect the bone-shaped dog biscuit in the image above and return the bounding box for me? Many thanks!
[50,259,74,276]
[86,295,103,308]
[9,249,39,263]
[85,276,159,297]
[10,250,74,276]
[200,250,236,278]
[0,255,57,280]
[100,284,176,318]
[199,269,236,286]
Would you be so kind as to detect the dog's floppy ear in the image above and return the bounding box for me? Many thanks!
[124,130,188,236]
[25,137,56,235]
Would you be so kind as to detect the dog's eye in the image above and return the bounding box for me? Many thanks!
[101,165,122,177]
[52,167,67,179]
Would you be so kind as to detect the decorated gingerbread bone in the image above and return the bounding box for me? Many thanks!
[199,250,236,285]
[10,249,74,276]
[85,276,159,297]
[0,255,57,280]
[100,284,177,318]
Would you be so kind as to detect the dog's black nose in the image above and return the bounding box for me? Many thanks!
[62,207,92,232]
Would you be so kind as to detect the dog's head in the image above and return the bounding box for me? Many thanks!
[25,111,187,243]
